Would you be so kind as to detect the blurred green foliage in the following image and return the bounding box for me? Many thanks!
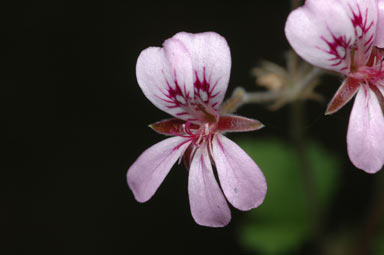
[373,203,384,255]
[236,138,340,254]
[374,229,384,255]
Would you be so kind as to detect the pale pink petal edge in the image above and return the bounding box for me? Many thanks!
[127,136,191,202]
[188,146,231,227]
[347,88,384,173]
[211,134,267,211]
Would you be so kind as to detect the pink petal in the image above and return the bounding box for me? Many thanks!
[285,0,377,73]
[376,0,384,47]
[172,32,231,111]
[136,32,232,121]
[127,136,191,202]
[136,39,195,121]
[211,134,267,211]
[217,115,264,133]
[188,146,231,227]
[340,0,378,63]
[183,144,194,170]
[347,87,384,173]
[370,84,384,114]
[325,78,360,115]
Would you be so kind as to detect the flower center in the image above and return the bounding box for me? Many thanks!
[349,47,384,85]
[169,118,218,149]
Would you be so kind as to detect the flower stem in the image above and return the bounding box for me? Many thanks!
[220,87,247,114]
[221,67,323,114]
[290,67,322,97]
[290,100,321,240]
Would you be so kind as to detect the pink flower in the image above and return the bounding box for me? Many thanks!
[127,32,267,227]
[285,0,384,173]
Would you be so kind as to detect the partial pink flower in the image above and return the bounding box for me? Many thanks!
[285,0,384,173]
[127,32,267,227]
[376,0,384,47]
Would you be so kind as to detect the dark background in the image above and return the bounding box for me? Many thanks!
[3,1,379,254]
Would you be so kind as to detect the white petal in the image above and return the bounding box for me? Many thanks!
[136,32,232,121]
[285,0,377,73]
[127,136,191,202]
[339,0,378,64]
[172,32,231,111]
[347,87,384,173]
[376,0,384,47]
[136,40,195,121]
[211,134,267,211]
[188,146,231,227]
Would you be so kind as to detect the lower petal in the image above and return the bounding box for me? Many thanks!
[347,88,384,173]
[127,136,191,202]
[188,146,231,227]
[211,134,267,211]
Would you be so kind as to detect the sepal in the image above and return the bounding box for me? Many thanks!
[325,78,360,115]
[149,118,194,135]
[217,115,264,133]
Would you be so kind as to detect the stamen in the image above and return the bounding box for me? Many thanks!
[204,124,210,135]
[195,132,203,146]
[173,138,193,150]
[184,121,194,136]
[378,55,383,74]
[169,129,192,138]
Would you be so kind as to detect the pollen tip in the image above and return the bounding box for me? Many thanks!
[324,104,336,115]
[324,109,333,115]
[148,124,158,131]
[258,123,266,129]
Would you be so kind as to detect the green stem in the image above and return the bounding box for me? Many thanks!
[290,100,321,238]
